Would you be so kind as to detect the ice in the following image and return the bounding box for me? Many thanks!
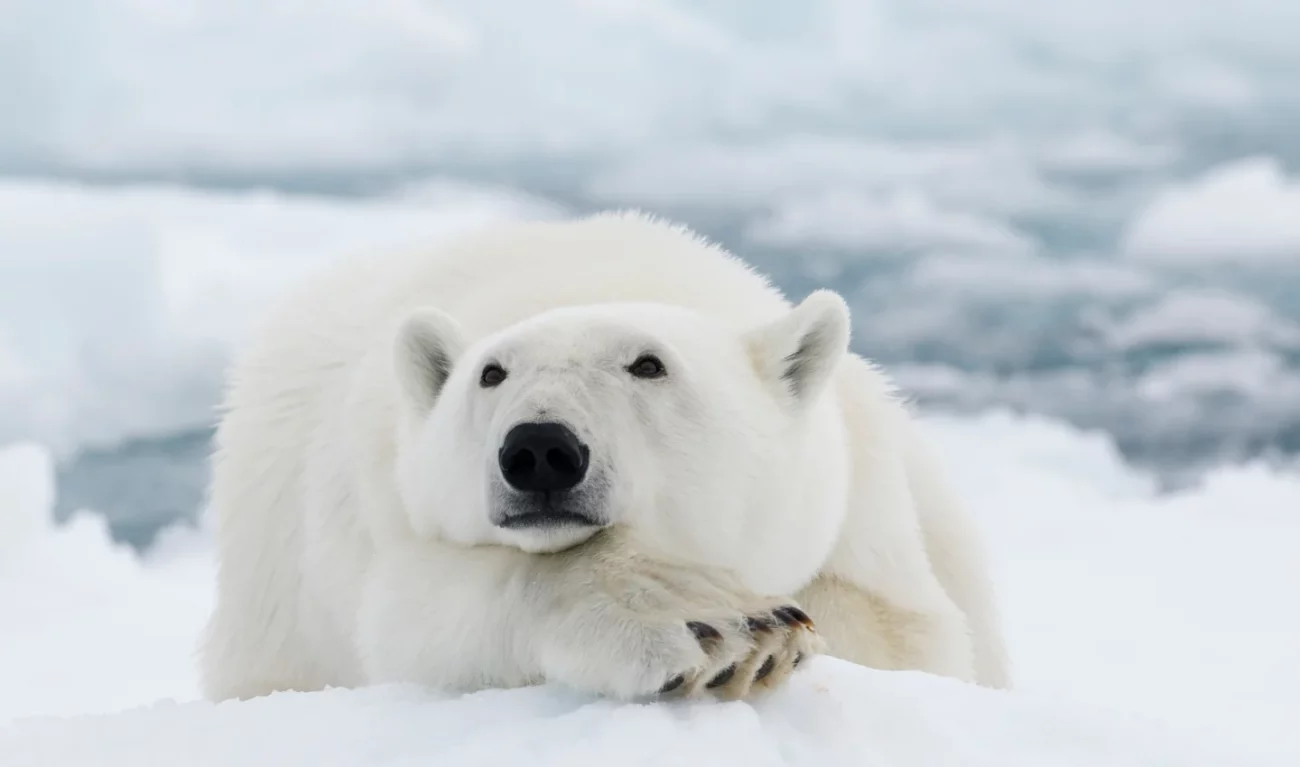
[926,410,1300,748]
[746,188,1037,255]
[1037,130,1179,175]
[904,252,1153,299]
[1102,289,1300,349]
[1135,348,1300,404]
[4,1,1299,177]
[3,411,1300,762]
[0,659,1276,766]
[585,138,1065,219]
[1124,158,1300,264]
[0,443,53,563]
[0,444,213,724]
[0,179,561,457]
[3,2,1298,757]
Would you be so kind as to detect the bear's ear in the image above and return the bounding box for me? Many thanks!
[393,307,466,411]
[744,290,851,408]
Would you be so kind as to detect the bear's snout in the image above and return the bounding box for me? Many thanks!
[498,421,590,494]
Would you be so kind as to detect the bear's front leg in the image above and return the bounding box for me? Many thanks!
[526,529,826,701]
[356,531,822,701]
[356,537,561,693]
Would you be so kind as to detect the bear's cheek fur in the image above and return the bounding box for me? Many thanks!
[396,408,499,545]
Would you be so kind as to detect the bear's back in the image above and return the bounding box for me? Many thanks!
[385,211,792,342]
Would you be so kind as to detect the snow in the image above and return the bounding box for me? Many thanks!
[0,660,1270,767]
[1037,131,1179,175]
[3,0,1299,759]
[745,188,1036,255]
[0,442,51,562]
[4,1,1299,177]
[1102,289,1300,349]
[585,138,1065,219]
[905,253,1153,299]
[929,410,1300,749]
[3,414,1299,764]
[1135,348,1300,403]
[1124,158,1300,264]
[0,445,213,724]
[0,179,561,458]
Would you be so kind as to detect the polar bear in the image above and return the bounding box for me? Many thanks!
[198,211,1010,703]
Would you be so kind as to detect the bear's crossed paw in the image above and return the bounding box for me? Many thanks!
[657,603,825,701]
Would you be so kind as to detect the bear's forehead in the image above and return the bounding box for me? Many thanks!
[488,319,661,361]
[493,306,685,345]
[480,305,729,369]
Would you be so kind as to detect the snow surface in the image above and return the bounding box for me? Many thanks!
[2,415,1299,764]
[0,659,1271,766]
[1124,158,1300,263]
[4,0,1299,175]
[0,443,50,563]
[2,1,1298,759]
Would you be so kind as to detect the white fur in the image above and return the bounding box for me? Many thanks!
[198,211,1011,703]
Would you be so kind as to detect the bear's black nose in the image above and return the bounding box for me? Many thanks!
[499,422,590,493]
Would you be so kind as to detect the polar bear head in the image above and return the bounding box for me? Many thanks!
[391,292,851,561]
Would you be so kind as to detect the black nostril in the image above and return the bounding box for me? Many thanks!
[499,422,590,493]
[546,447,577,474]
[503,448,536,477]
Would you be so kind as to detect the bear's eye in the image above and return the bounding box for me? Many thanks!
[480,363,507,388]
[628,354,667,379]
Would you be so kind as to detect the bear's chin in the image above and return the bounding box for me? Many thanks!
[490,498,610,554]
[494,523,605,554]
[488,483,610,553]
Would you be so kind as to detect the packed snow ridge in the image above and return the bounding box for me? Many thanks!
[0,658,1269,767]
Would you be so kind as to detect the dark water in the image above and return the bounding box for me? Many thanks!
[56,429,213,550]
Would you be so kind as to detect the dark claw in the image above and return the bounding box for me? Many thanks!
[784,606,814,626]
[688,621,722,641]
[754,655,776,682]
[775,606,814,628]
[706,664,737,689]
[746,615,776,633]
[793,652,806,668]
[659,674,686,694]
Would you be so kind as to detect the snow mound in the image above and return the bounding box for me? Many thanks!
[746,188,1036,254]
[925,410,1300,749]
[1124,157,1300,263]
[0,443,213,725]
[0,442,52,562]
[0,658,1273,767]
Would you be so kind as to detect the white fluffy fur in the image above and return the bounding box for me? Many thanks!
[198,211,1011,703]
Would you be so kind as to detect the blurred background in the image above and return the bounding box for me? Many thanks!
[2,0,1299,550]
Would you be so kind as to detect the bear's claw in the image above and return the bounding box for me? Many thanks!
[659,674,686,693]
[563,534,823,703]
[658,603,823,702]
[687,621,722,641]
[705,664,737,688]
[774,605,814,628]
